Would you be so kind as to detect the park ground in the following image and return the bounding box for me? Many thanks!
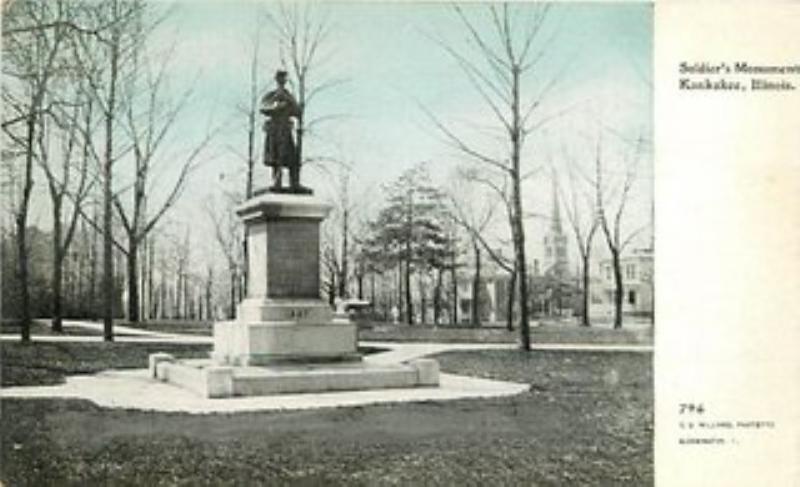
[1,320,653,486]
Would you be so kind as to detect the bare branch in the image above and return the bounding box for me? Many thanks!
[621,223,648,252]
[419,103,510,174]
[425,30,512,122]
[140,126,219,239]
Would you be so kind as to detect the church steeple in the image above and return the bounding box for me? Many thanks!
[543,170,568,278]
[550,172,562,234]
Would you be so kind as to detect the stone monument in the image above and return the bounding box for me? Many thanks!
[149,71,439,398]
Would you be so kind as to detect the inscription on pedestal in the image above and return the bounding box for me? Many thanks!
[267,219,320,298]
[289,308,310,320]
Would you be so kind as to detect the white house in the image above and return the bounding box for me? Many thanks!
[590,247,654,318]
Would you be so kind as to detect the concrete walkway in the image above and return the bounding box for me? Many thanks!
[1,339,530,413]
[1,323,651,414]
[59,319,172,337]
[0,368,530,414]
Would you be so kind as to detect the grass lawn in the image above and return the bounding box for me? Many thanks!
[1,343,652,486]
[120,320,214,336]
[0,320,151,338]
[1,342,213,387]
[116,319,654,346]
[0,342,388,387]
[1,319,105,337]
[360,321,653,345]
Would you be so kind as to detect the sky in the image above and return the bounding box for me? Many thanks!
[22,0,654,273]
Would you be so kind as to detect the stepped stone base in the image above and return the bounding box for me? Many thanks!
[212,318,359,366]
[149,355,439,399]
[211,297,362,366]
[149,192,440,398]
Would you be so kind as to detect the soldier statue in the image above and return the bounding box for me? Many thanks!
[261,70,310,193]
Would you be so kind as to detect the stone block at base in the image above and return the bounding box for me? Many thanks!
[149,353,174,378]
[213,320,358,366]
[411,359,440,386]
[155,361,171,381]
[155,359,440,398]
[205,366,234,398]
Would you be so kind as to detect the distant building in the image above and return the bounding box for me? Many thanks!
[455,256,507,324]
[590,247,654,317]
[534,176,576,317]
[454,177,579,324]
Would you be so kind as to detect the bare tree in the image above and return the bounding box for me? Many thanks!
[325,166,353,301]
[554,156,598,327]
[2,0,85,341]
[38,88,95,332]
[319,160,372,307]
[69,0,147,340]
[205,194,244,319]
[321,222,340,306]
[265,2,343,178]
[425,4,563,350]
[113,41,215,324]
[454,166,519,331]
[594,133,647,329]
[323,160,361,301]
[240,25,267,199]
[445,170,502,327]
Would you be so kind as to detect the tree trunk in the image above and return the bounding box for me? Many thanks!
[52,254,64,332]
[339,208,349,299]
[404,259,413,325]
[451,260,458,325]
[205,268,213,321]
[471,243,481,327]
[127,239,139,323]
[611,248,623,329]
[512,71,531,349]
[327,273,336,306]
[433,268,442,325]
[51,199,64,332]
[148,236,155,319]
[88,205,98,320]
[512,182,530,349]
[15,216,31,342]
[102,34,120,342]
[506,267,516,331]
[159,256,166,319]
[581,252,591,327]
[229,267,236,319]
[77,225,89,316]
[246,120,255,198]
[419,272,426,325]
[115,249,125,319]
[396,264,402,322]
[16,112,37,342]
[183,270,190,319]
[15,217,31,341]
[175,270,182,319]
[140,236,147,321]
[370,273,375,306]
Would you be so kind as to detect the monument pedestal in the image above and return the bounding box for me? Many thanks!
[211,317,361,366]
[153,192,439,398]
